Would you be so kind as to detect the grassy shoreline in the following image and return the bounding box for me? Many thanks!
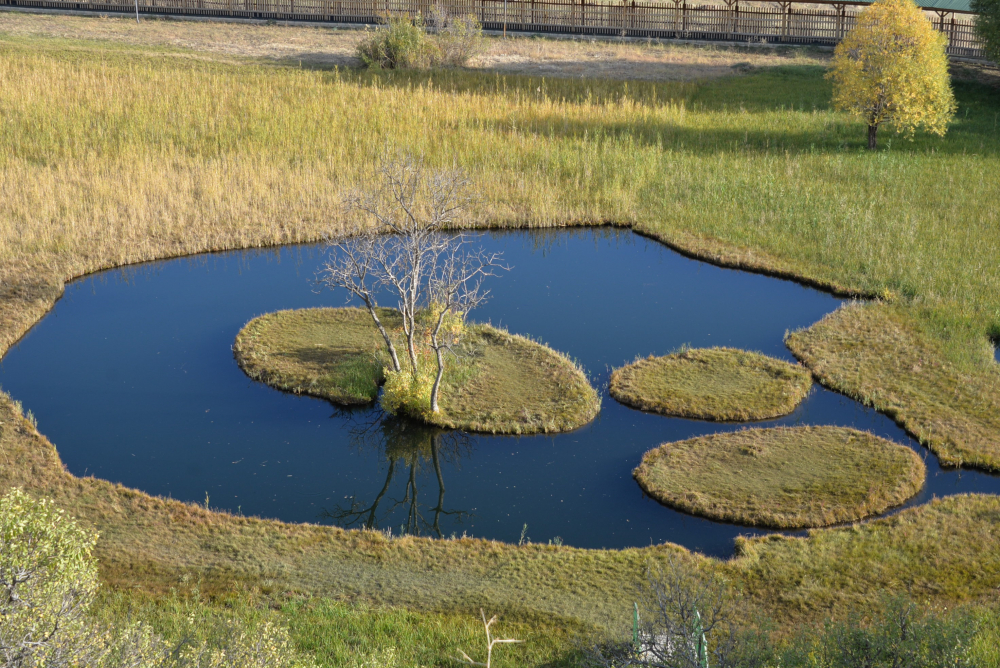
[0,19,999,657]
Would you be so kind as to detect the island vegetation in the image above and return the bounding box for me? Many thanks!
[0,3,998,666]
[633,426,926,529]
[609,347,813,421]
[234,307,393,406]
[787,302,1000,472]
[235,307,600,434]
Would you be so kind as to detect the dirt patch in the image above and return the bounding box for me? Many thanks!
[0,9,831,80]
[477,35,830,81]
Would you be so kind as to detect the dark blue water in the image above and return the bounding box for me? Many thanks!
[3,229,999,557]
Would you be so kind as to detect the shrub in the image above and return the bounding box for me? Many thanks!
[0,488,315,668]
[972,0,1000,63]
[356,11,484,70]
[781,596,976,668]
[356,17,437,70]
[0,487,101,668]
[175,618,316,668]
[381,363,435,419]
[429,6,486,67]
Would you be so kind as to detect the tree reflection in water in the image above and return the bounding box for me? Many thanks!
[321,410,473,537]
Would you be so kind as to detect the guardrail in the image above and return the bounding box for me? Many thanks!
[0,0,988,61]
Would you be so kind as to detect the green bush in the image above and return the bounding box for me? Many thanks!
[356,18,437,70]
[972,0,1000,63]
[0,489,316,668]
[356,11,484,70]
[380,363,435,419]
[0,488,101,667]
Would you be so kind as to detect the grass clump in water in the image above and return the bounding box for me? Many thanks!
[787,302,1000,472]
[609,347,812,421]
[634,425,925,529]
[234,307,599,434]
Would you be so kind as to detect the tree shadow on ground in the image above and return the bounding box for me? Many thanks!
[324,64,1000,156]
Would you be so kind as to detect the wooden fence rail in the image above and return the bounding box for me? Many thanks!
[0,0,988,60]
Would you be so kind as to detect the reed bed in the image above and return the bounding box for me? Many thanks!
[1,41,997,350]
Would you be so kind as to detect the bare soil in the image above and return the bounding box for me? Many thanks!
[0,9,833,81]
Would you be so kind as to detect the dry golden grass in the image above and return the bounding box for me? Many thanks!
[787,302,1000,472]
[609,347,812,421]
[430,325,600,434]
[633,426,926,529]
[475,34,831,81]
[2,387,999,632]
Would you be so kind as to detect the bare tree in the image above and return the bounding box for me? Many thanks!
[321,224,402,373]
[343,154,469,378]
[457,610,523,668]
[322,154,506,415]
[427,237,505,413]
[586,558,746,668]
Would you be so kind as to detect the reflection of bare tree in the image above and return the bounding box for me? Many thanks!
[320,411,472,537]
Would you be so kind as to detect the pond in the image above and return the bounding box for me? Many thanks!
[3,229,999,558]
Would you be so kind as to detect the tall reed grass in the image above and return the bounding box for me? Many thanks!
[0,36,998,360]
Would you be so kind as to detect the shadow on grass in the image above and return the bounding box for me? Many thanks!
[327,64,1000,156]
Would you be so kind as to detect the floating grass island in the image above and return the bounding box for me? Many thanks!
[633,426,926,529]
[609,347,813,421]
[234,307,600,434]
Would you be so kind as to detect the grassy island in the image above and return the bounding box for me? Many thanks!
[787,302,1000,472]
[234,307,599,434]
[633,426,925,528]
[609,348,813,421]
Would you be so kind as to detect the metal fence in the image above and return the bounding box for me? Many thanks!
[0,0,988,60]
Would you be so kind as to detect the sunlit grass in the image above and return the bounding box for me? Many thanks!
[609,348,813,421]
[1,36,997,362]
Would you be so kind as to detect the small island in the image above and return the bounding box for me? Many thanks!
[609,347,813,421]
[234,307,600,434]
[633,426,925,529]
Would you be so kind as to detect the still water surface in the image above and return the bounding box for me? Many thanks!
[3,229,999,557]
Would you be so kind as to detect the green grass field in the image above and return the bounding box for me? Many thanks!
[1,18,1000,667]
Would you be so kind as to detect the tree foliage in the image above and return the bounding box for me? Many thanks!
[0,487,100,667]
[972,0,1000,63]
[828,0,956,149]
[0,488,315,668]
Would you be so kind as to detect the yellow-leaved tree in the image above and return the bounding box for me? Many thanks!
[828,0,956,150]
